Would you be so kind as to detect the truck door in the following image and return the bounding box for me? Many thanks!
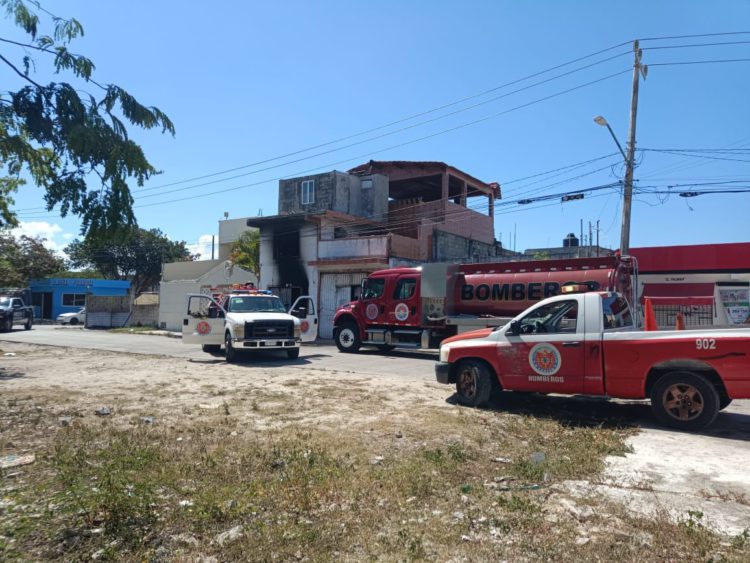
[360,276,388,326]
[387,275,420,327]
[500,298,586,394]
[182,294,225,346]
[289,296,318,342]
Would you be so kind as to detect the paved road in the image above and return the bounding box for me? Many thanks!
[0,325,438,379]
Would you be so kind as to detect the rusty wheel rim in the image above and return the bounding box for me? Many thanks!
[662,383,705,421]
[458,366,478,399]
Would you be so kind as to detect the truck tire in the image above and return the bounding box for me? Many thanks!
[650,371,719,431]
[3,317,12,332]
[287,348,300,360]
[454,359,493,408]
[224,332,237,363]
[719,397,733,411]
[334,322,361,353]
[24,316,32,330]
[202,344,221,354]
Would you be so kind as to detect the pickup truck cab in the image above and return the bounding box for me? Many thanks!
[435,291,750,430]
[0,296,33,332]
[182,290,317,362]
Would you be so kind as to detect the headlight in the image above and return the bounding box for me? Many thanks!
[294,324,301,338]
[439,345,451,362]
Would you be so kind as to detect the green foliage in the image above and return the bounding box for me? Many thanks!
[0,230,64,285]
[532,250,552,260]
[0,0,174,235]
[65,227,195,294]
[229,229,260,280]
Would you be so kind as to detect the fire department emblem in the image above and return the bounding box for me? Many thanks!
[196,321,211,336]
[365,303,379,320]
[300,320,310,333]
[394,303,409,321]
[529,343,561,376]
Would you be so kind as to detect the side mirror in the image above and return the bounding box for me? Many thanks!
[291,307,307,318]
[508,320,521,336]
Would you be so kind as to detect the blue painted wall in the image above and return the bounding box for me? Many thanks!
[29,278,131,319]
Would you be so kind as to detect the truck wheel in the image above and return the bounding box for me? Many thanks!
[202,344,221,354]
[719,397,733,411]
[454,359,493,408]
[24,317,32,330]
[224,333,237,363]
[650,371,719,431]
[287,348,300,360]
[3,317,12,332]
[334,322,361,353]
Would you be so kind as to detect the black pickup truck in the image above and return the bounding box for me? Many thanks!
[0,295,33,331]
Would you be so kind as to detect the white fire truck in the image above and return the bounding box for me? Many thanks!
[182,286,317,362]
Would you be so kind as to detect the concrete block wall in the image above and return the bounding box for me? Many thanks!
[129,304,159,327]
[432,230,500,263]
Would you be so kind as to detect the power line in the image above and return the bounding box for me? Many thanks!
[648,58,750,66]
[134,54,631,198]
[641,40,750,50]
[133,69,631,209]
[638,31,750,41]
[135,42,633,192]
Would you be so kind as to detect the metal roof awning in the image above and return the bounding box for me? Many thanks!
[641,283,715,306]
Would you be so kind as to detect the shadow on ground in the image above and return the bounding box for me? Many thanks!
[447,390,750,440]
[0,367,24,380]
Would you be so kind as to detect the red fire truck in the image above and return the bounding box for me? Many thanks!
[332,256,634,353]
[434,288,750,430]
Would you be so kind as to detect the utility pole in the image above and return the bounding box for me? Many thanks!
[211,235,215,260]
[620,40,646,255]
[596,220,600,256]
[588,221,593,258]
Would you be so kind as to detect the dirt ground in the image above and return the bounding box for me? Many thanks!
[1,342,749,561]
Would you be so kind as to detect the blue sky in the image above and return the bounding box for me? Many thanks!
[5,0,750,258]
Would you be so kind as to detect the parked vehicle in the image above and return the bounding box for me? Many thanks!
[182,286,317,362]
[333,256,634,353]
[0,294,33,332]
[434,288,750,430]
[57,308,86,325]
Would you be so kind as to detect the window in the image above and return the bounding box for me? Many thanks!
[516,300,579,334]
[602,295,633,329]
[301,179,315,204]
[393,278,417,300]
[362,278,385,300]
[62,293,86,307]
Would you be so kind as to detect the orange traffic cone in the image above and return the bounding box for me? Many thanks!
[675,312,685,330]
[643,297,659,331]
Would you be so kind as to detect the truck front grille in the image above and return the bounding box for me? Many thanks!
[245,320,294,339]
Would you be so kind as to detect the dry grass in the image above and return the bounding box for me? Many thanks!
[1,395,747,562]
[1,343,748,561]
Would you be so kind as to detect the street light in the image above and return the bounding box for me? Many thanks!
[593,116,627,162]
[594,114,636,255]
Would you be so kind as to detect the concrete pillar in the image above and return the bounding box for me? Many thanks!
[461,181,467,207]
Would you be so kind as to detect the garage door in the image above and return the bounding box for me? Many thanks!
[319,272,368,339]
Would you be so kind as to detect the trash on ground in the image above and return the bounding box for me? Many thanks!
[94,407,112,416]
[0,454,35,469]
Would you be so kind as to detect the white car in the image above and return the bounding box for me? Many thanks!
[57,308,86,325]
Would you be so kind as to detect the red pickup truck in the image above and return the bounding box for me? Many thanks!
[435,290,750,430]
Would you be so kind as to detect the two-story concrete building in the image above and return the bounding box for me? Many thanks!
[243,160,503,338]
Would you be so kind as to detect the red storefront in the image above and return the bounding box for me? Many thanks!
[631,242,750,327]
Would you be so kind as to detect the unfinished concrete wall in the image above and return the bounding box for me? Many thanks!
[336,172,388,220]
[129,304,159,327]
[279,172,337,215]
[86,295,130,328]
[432,230,501,263]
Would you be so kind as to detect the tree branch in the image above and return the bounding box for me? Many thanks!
[0,52,43,88]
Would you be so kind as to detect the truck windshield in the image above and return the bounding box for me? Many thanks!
[362,278,385,300]
[0,297,9,307]
[227,296,286,313]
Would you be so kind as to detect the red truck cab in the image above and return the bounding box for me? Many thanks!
[435,291,750,430]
